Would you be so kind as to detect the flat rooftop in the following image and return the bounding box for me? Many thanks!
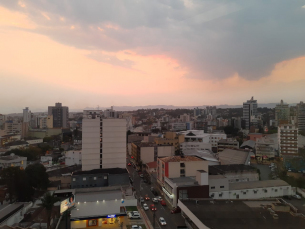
[209,164,257,175]
[179,199,305,229]
[158,155,203,162]
[218,149,250,165]
[73,168,128,175]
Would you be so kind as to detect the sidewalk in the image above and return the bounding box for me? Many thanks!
[137,204,153,229]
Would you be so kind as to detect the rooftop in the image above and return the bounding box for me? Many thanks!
[179,199,305,229]
[133,142,157,147]
[0,155,26,161]
[240,140,256,148]
[183,149,218,162]
[158,155,203,162]
[146,161,157,168]
[47,165,81,177]
[218,149,250,165]
[209,164,257,175]
[73,168,128,176]
[229,180,290,190]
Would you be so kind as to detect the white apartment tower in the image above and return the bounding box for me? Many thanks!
[243,97,258,129]
[23,107,31,123]
[278,124,298,155]
[82,110,126,171]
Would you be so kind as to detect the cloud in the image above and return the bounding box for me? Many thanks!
[0,0,305,81]
[87,51,135,68]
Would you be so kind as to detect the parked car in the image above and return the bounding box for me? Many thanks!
[161,200,166,206]
[143,203,149,210]
[128,212,141,219]
[140,197,144,203]
[171,207,181,214]
[292,194,302,200]
[152,198,159,203]
[128,163,132,166]
[131,225,142,229]
[159,217,167,226]
[145,195,150,200]
[150,204,157,211]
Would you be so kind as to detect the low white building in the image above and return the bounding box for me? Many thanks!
[209,179,293,199]
[180,142,212,153]
[65,150,82,166]
[41,156,53,163]
[0,202,32,226]
[0,154,27,170]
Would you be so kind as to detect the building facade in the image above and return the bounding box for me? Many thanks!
[278,124,298,155]
[65,150,82,166]
[47,103,69,128]
[243,97,258,130]
[275,100,290,126]
[217,139,239,152]
[297,101,305,132]
[0,155,27,170]
[82,110,126,171]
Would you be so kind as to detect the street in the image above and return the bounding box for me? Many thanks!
[127,160,186,229]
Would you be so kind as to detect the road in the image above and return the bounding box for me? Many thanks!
[127,160,185,229]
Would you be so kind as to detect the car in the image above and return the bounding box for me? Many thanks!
[269,165,274,168]
[128,212,141,219]
[140,197,144,203]
[145,195,150,200]
[159,217,167,226]
[156,196,163,201]
[283,195,292,200]
[128,163,132,166]
[171,207,181,214]
[152,190,158,196]
[140,174,144,178]
[152,198,159,203]
[131,225,142,229]
[292,194,302,200]
[161,200,166,206]
[143,203,149,210]
[150,204,157,211]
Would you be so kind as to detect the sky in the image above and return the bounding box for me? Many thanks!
[1,0,305,113]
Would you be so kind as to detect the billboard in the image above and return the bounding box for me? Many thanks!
[60,194,75,214]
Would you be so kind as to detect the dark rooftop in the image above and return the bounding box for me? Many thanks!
[73,168,128,176]
[179,199,305,229]
[209,164,257,175]
[47,165,81,177]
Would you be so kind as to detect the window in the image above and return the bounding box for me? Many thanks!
[104,176,107,179]
[211,186,215,189]
[73,178,76,181]
[94,177,97,180]
[220,186,224,188]
[274,189,278,192]
[180,163,185,167]
[83,177,86,181]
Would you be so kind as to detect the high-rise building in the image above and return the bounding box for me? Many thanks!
[82,110,126,171]
[243,97,258,130]
[275,100,290,126]
[206,106,217,117]
[193,107,202,117]
[296,101,305,133]
[23,107,31,123]
[104,106,118,118]
[180,114,190,122]
[278,124,298,155]
[47,103,69,128]
[0,114,6,129]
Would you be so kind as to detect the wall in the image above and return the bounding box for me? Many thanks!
[210,185,292,199]
[157,146,174,157]
[65,150,82,166]
[49,176,71,189]
[225,172,259,183]
[140,147,154,164]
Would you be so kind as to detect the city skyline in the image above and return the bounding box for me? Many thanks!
[1,1,305,113]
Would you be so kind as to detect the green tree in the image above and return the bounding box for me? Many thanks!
[0,167,34,202]
[40,192,60,229]
[25,163,49,190]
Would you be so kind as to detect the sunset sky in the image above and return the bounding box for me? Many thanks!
[1,0,305,113]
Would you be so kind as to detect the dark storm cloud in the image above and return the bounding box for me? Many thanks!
[2,0,305,80]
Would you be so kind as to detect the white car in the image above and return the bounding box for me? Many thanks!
[292,194,301,200]
[159,217,167,226]
[156,196,163,201]
[131,225,142,229]
[152,198,159,203]
[128,212,141,219]
[143,203,149,210]
[140,197,144,203]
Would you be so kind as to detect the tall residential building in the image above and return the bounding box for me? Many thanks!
[193,107,202,117]
[296,101,305,133]
[0,114,6,128]
[47,103,69,128]
[180,114,190,122]
[82,110,126,171]
[275,100,290,126]
[278,124,298,155]
[243,97,258,130]
[104,106,118,118]
[5,120,22,135]
[22,107,31,123]
[206,106,217,117]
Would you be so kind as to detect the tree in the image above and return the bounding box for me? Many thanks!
[25,163,49,190]
[40,192,60,229]
[0,167,34,202]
